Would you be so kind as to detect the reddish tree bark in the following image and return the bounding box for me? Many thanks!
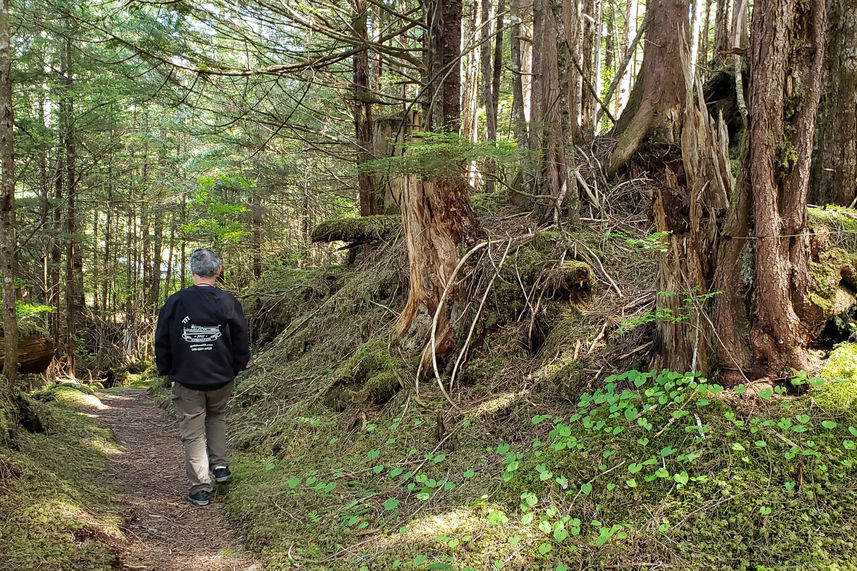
[746,0,827,376]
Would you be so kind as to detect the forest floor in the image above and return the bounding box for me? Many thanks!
[94,389,261,571]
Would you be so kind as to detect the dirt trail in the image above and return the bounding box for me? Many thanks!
[94,389,261,570]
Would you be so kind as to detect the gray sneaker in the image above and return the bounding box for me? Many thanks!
[188,489,211,506]
[213,466,232,483]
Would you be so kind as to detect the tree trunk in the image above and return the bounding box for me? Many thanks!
[150,201,163,312]
[398,1,481,375]
[510,0,528,146]
[689,0,704,81]
[395,178,480,372]
[180,194,187,290]
[0,0,16,386]
[616,0,638,115]
[607,0,690,176]
[810,0,857,206]
[164,210,175,303]
[251,190,262,278]
[653,67,732,374]
[556,0,582,227]
[590,0,604,130]
[712,139,753,384]
[352,0,379,216]
[480,0,495,143]
[462,0,481,186]
[579,0,596,134]
[61,37,81,374]
[482,0,503,193]
[746,0,827,376]
[442,0,463,132]
[713,0,731,55]
[529,0,569,221]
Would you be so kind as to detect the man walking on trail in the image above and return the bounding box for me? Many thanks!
[155,248,250,507]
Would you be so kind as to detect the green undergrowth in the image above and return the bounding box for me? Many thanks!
[223,343,857,569]
[0,385,123,569]
[219,227,857,568]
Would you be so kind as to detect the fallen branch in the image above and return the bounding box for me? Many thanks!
[428,241,490,408]
[449,238,514,392]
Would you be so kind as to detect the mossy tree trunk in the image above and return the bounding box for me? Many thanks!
[0,0,16,386]
[810,0,857,206]
[712,0,828,385]
[607,0,690,177]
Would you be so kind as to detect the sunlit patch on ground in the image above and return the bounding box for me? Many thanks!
[51,383,108,409]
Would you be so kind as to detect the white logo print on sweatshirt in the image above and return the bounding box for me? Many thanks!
[182,323,222,351]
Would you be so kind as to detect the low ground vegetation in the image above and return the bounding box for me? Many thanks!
[4,212,857,569]
[0,385,124,569]
[197,220,857,569]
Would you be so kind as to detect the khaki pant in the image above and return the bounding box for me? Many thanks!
[172,381,233,493]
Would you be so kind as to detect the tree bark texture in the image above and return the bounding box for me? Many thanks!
[421,0,464,132]
[711,141,754,384]
[481,0,497,142]
[579,0,596,134]
[510,0,528,147]
[653,69,732,374]
[810,0,857,206]
[746,0,827,375]
[608,0,690,176]
[395,178,480,373]
[61,36,82,373]
[529,0,568,221]
[713,0,732,54]
[616,0,638,115]
[443,0,463,131]
[559,0,582,144]
[352,0,378,215]
[0,0,17,385]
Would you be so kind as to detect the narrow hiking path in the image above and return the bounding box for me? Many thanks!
[93,389,261,570]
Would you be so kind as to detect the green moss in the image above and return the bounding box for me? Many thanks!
[814,343,857,418]
[492,231,563,323]
[322,338,404,410]
[223,364,857,569]
[809,206,857,252]
[0,386,123,570]
[470,188,512,216]
[310,215,401,244]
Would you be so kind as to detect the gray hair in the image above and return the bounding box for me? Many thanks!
[190,248,222,277]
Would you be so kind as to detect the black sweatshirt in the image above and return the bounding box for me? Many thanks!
[154,285,250,390]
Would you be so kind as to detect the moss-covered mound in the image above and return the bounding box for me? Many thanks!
[0,385,123,569]
[224,345,857,569]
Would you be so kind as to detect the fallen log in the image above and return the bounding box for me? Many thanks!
[311,215,401,246]
[0,332,54,374]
